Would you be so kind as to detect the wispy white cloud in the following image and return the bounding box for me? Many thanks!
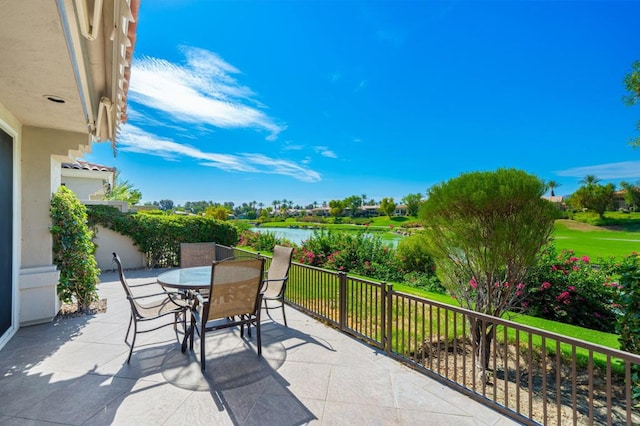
[118,125,321,182]
[283,143,304,151]
[329,72,342,82]
[556,161,640,179]
[355,80,368,92]
[314,146,337,158]
[129,46,286,140]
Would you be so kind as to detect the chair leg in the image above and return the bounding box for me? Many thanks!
[189,315,195,351]
[256,317,262,356]
[280,298,287,327]
[125,313,133,343]
[127,319,137,364]
[200,330,206,371]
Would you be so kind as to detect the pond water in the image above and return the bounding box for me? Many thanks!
[250,227,403,247]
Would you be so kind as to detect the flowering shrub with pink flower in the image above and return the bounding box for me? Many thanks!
[609,252,640,399]
[524,246,617,332]
[299,229,404,281]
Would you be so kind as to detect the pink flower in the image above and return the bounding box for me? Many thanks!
[516,283,525,290]
[551,265,558,271]
[469,278,478,289]
[568,286,575,292]
[581,256,590,263]
[556,291,571,304]
[521,301,529,308]
[569,256,579,262]
[541,281,551,290]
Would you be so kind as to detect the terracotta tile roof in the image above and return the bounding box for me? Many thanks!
[61,160,115,173]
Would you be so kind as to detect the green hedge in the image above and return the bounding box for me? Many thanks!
[87,206,238,267]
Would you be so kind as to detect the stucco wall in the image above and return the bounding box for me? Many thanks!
[94,226,146,271]
[62,175,105,200]
[21,126,88,267]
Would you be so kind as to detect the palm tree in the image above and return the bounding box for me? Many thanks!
[361,193,367,207]
[547,180,561,197]
[579,175,601,187]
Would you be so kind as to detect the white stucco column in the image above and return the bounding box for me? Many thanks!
[19,126,90,325]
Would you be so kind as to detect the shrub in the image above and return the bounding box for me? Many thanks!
[402,271,445,293]
[612,253,640,353]
[50,186,100,311]
[610,252,640,400]
[524,246,617,332]
[298,229,402,281]
[395,232,436,274]
[238,229,294,252]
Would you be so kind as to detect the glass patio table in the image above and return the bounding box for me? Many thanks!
[157,266,211,291]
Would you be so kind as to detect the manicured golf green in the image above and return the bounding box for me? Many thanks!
[552,219,640,259]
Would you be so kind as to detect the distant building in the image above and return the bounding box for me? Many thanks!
[61,160,115,201]
[542,195,566,210]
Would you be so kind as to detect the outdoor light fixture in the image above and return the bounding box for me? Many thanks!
[43,95,67,104]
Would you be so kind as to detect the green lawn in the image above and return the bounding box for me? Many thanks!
[553,219,640,259]
[392,281,620,350]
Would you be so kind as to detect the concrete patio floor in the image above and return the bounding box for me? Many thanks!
[0,269,521,425]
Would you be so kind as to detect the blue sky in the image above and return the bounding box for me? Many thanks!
[85,0,640,207]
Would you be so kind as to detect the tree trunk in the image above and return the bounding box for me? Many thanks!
[471,318,494,378]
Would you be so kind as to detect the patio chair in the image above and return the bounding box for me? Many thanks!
[112,253,189,363]
[180,242,221,299]
[180,242,218,268]
[182,257,265,371]
[261,245,294,326]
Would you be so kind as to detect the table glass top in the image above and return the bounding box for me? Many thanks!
[157,266,211,289]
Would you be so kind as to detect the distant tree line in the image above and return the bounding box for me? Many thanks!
[140,192,429,221]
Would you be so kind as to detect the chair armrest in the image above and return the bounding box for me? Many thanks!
[261,277,287,292]
[128,281,161,288]
[128,291,184,300]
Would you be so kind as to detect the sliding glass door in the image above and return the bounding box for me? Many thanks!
[0,127,13,336]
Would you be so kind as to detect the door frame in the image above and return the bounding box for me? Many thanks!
[0,117,20,349]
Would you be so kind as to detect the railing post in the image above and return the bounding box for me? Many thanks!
[382,282,393,354]
[339,271,347,331]
[381,281,387,353]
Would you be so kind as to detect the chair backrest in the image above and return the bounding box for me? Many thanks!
[112,252,142,316]
[265,245,294,295]
[180,242,217,268]
[203,257,265,322]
